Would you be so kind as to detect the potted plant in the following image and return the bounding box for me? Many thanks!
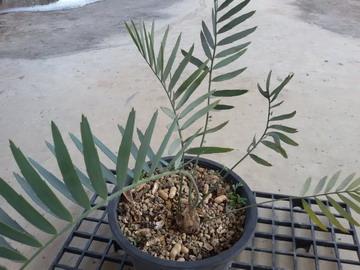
[0,0,359,269]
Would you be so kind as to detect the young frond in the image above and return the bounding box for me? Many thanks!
[300,172,360,232]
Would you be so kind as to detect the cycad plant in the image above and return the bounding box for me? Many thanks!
[0,0,359,269]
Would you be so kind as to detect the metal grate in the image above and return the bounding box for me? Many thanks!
[51,192,360,270]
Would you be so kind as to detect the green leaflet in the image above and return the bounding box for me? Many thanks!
[174,61,209,100]
[148,21,157,73]
[160,106,175,119]
[202,21,214,49]
[302,199,327,231]
[214,104,234,110]
[179,91,215,119]
[176,70,209,109]
[338,194,360,214]
[218,11,256,34]
[181,49,206,68]
[137,129,157,161]
[313,176,327,194]
[347,177,360,191]
[181,100,219,130]
[149,120,177,175]
[269,111,296,121]
[212,67,247,82]
[130,21,146,57]
[0,208,42,247]
[157,25,169,78]
[212,8,216,36]
[67,136,116,186]
[217,0,235,12]
[196,121,229,138]
[327,196,359,226]
[268,125,297,134]
[325,171,340,192]
[300,177,312,196]
[125,22,142,54]
[270,100,285,109]
[218,27,257,46]
[270,73,294,102]
[0,177,56,234]
[168,138,181,155]
[118,125,150,172]
[213,89,248,97]
[266,71,272,92]
[249,154,272,167]
[186,147,233,155]
[0,237,27,262]
[143,22,153,68]
[315,198,347,232]
[267,132,298,146]
[117,109,135,187]
[215,42,251,58]
[163,34,182,81]
[218,0,250,22]
[169,45,194,92]
[336,173,356,191]
[51,122,90,209]
[93,135,117,164]
[261,140,287,158]
[14,173,51,215]
[10,141,72,222]
[133,111,158,183]
[257,83,269,98]
[201,31,212,58]
[213,49,247,69]
[81,116,107,199]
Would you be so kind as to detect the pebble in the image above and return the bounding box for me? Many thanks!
[152,182,159,194]
[169,186,177,199]
[203,183,209,194]
[177,258,185,262]
[203,193,212,204]
[158,189,169,200]
[214,195,227,204]
[181,245,189,254]
[204,242,213,251]
[170,243,182,259]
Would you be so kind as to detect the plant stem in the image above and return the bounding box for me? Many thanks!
[194,1,218,168]
[141,53,186,165]
[20,169,195,270]
[224,95,271,175]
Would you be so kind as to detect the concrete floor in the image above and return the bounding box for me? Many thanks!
[0,0,359,269]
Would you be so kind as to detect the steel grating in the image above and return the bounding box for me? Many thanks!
[51,191,360,270]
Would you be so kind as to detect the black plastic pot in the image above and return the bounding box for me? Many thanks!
[108,156,257,270]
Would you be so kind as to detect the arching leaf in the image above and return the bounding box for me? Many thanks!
[202,21,214,48]
[270,111,296,121]
[186,147,233,155]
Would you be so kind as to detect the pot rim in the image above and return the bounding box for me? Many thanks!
[108,156,258,268]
